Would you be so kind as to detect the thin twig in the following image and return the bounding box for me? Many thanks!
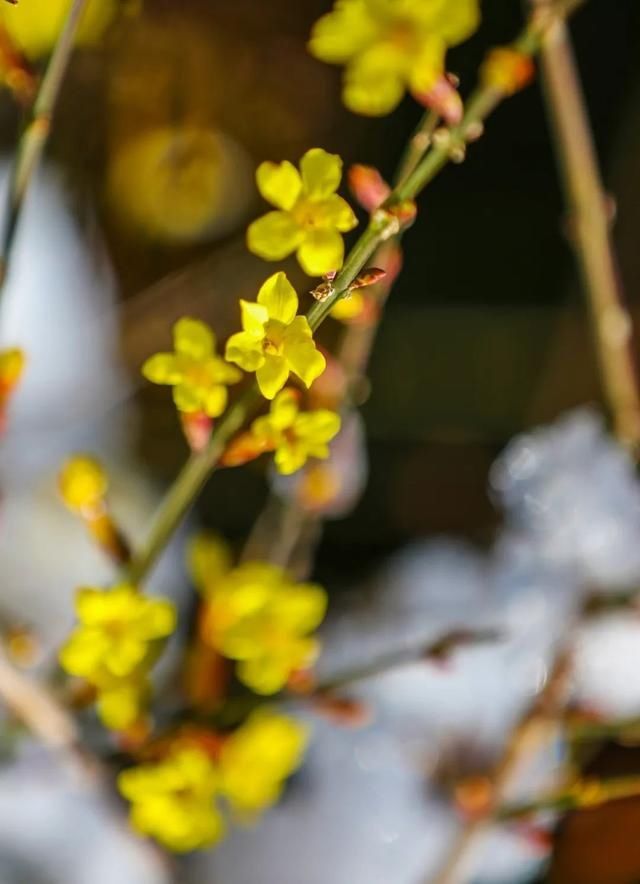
[429,648,573,884]
[498,774,640,820]
[534,2,640,451]
[0,0,89,291]
[313,629,501,695]
[0,646,94,778]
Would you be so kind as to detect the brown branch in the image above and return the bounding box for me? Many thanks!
[0,0,89,291]
[535,2,640,452]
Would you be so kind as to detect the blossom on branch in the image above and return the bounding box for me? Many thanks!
[247,148,357,277]
[249,388,341,475]
[199,561,327,694]
[59,584,176,730]
[309,0,480,116]
[225,272,326,399]
[119,747,224,852]
[142,318,242,417]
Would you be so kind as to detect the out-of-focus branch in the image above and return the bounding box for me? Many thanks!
[0,646,94,777]
[498,774,640,821]
[310,629,502,696]
[0,0,89,291]
[429,648,573,884]
[535,1,640,452]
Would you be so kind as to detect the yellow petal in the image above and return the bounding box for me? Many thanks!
[97,681,147,731]
[319,194,358,232]
[433,0,481,44]
[189,533,232,592]
[294,410,341,445]
[105,637,148,678]
[297,228,345,277]
[408,35,446,96]
[282,322,326,388]
[139,597,177,639]
[308,0,379,63]
[202,385,228,418]
[256,355,289,400]
[343,54,406,116]
[225,331,265,372]
[274,441,309,475]
[210,357,243,384]
[247,211,304,261]
[174,317,214,360]
[237,655,291,695]
[172,383,203,413]
[269,389,300,430]
[256,271,299,324]
[256,160,302,211]
[271,583,328,633]
[300,148,343,200]
[240,300,269,336]
[142,353,183,385]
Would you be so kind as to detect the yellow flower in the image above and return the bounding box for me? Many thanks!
[118,747,224,852]
[219,709,308,814]
[0,0,116,60]
[225,272,326,400]
[201,562,327,694]
[247,148,357,277]
[58,455,108,512]
[250,389,341,475]
[59,584,176,683]
[309,0,480,116]
[142,318,242,417]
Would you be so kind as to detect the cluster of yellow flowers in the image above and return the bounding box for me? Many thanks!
[142,266,342,475]
[118,708,307,851]
[309,0,480,116]
[59,584,176,730]
[191,535,328,694]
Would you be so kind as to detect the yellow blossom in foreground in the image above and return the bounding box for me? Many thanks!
[58,455,108,512]
[0,0,116,60]
[59,584,176,683]
[143,318,242,417]
[309,0,480,116]
[219,709,308,814]
[250,388,341,475]
[225,272,326,400]
[201,562,327,694]
[247,148,357,277]
[118,747,224,852]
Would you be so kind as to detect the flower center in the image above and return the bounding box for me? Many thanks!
[292,198,324,230]
[262,320,286,356]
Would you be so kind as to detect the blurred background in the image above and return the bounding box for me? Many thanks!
[0,0,640,882]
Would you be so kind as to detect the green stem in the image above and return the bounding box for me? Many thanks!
[0,0,89,292]
[125,385,261,584]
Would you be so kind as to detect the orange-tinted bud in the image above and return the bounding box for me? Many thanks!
[481,47,535,96]
[348,164,391,212]
[413,73,464,125]
[221,431,273,467]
